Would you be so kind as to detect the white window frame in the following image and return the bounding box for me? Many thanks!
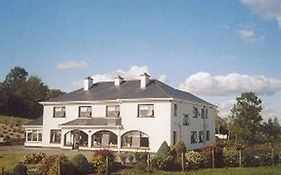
[79,106,92,117]
[138,104,154,118]
[26,129,42,142]
[53,107,66,118]
[106,105,120,117]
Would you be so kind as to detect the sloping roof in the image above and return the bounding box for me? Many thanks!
[48,79,213,106]
[61,118,113,126]
[24,116,43,126]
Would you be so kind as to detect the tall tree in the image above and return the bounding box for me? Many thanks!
[229,92,263,144]
[215,116,229,135]
[4,66,28,86]
[46,89,65,100]
[262,117,281,145]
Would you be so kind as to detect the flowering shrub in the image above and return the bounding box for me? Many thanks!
[91,149,115,175]
[185,151,203,170]
[20,152,47,164]
[223,145,239,167]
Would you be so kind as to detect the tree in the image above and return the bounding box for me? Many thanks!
[4,66,28,86]
[215,116,229,135]
[46,89,65,100]
[262,117,281,145]
[229,92,263,145]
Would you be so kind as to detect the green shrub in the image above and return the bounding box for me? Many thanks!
[12,164,27,175]
[133,152,148,169]
[70,154,89,175]
[128,153,134,163]
[21,152,47,164]
[223,145,239,167]
[91,149,115,175]
[48,155,76,175]
[119,152,127,164]
[151,141,174,170]
[172,141,187,169]
[37,155,58,175]
[185,151,203,170]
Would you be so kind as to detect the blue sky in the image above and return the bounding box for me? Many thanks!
[0,0,280,120]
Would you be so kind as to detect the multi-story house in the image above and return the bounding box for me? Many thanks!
[23,73,216,152]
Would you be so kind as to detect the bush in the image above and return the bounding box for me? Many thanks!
[48,155,76,175]
[91,149,115,175]
[223,145,239,167]
[133,152,148,169]
[185,151,203,170]
[119,152,127,164]
[199,144,224,168]
[20,153,47,164]
[128,153,134,163]
[70,154,89,175]
[172,141,186,170]
[151,141,174,170]
[12,164,27,175]
[37,155,58,175]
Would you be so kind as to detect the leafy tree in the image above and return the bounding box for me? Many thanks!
[4,66,28,87]
[46,89,65,100]
[229,92,263,145]
[215,116,229,135]
[262,117,281,145]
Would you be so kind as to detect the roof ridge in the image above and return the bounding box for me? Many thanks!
[154,80,173,98]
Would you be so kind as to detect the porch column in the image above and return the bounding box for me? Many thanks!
[88,132,92,148]
[117,129,121,152]
[61,129,68,148]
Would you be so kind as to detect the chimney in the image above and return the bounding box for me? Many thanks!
[114,75,124,86]
[140,73,150,88]
[84,77,93,91]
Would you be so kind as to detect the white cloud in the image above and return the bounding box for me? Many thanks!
[71,65,167,88]
[56,60,88,70]
[158,74,168,82]
[239,28,254,40]
[217,99,236,117]
[238,28,264,42]
[240,0,281,29]
[179,72,281,96]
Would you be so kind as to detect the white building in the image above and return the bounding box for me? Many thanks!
[23,73,216,152]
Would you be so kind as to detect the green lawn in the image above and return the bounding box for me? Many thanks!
[0,154,24,171]
[118,166,281,175]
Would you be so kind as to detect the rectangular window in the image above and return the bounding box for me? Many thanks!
[53,107,65,118]
[50,130,61,143]
[106,105,120,117]
[138,104,154,117]
[79,106,92,117]
[205,108,208,119]
[193,107,199,118]
[183,114,190,126]
[206,130,210,141]
[173,131,177,145]
[26,130,42,142]
[199,131,204,143]
[201,108,205,119]
[174,104,177,116]
[191,131,197,144]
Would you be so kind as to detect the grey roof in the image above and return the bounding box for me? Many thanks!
[24,116,43,126]
[61,118,114,126]
[48,79,213,106]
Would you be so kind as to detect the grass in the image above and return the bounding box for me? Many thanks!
[0,154,24,171]
[0,115,31,125]
[117,166,281,175]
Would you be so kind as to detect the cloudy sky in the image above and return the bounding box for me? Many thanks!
[0,0,280,120]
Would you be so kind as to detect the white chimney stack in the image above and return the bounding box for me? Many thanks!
[114,75,124,86]
[140,73,150,88]
[84,77,93,91]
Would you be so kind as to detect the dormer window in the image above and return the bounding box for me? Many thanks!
[79,106,92,117]
[138,104,154,118]
[106,105,120,117]
[53,107,65,118]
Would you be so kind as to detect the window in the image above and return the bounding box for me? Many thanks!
[193,107,199,118]
[50,130,61,143]
[138,104,154,117]
[199,131,204,143]
[183,114,190,126]
[53,107,65,118]
[205,108,208,119]
[79,106,92,117]
[201,108,205,119]
[26,130,42,142]
[106,105,120,117]
[92,130,117,147]
[206,130,210,141]
[191,131,197,144]
[174,104,177,116]
[121,131,149,148]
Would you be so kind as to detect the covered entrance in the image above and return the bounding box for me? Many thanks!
[64,130,88,149]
